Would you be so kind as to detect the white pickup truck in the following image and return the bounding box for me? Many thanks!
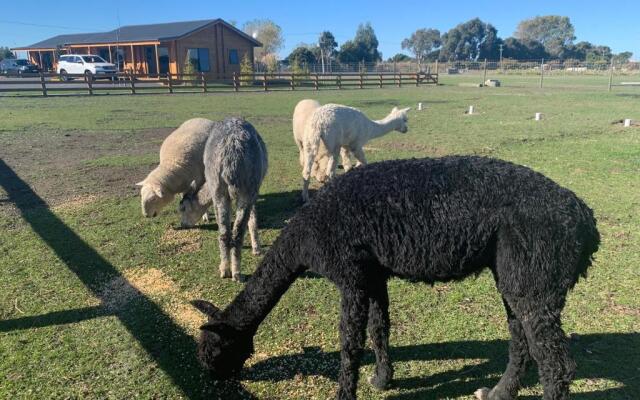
[57,54,117,81]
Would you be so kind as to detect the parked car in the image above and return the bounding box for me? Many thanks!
[57,54,117,81]
[0,59,39,76]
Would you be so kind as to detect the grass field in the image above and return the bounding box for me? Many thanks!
[0,76,639,399]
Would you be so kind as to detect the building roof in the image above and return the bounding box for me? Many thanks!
[13,19,261,50]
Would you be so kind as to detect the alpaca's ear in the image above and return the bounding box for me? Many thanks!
[401,107,411,113]
[152,185,164,198]
[199,322,222,335]
[135,180,146,187]
[391,106,398,113]
[191,299,221,317]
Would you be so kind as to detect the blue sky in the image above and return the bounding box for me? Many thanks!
[2,0,638,60]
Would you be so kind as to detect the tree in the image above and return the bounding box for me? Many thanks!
[338,23,382,64]
[401,28,441,68]
[0,47,13,61]
[285,46,318,68]
[515,16,575,59]
[239,53,254,86]
[502,37,548,60]
[243,19,284,61]
[388,53,412,62]
[613,51,633,64]
[439,18,499,61]
[318,31,338,69]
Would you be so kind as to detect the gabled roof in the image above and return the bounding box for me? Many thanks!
[13,19,261,50]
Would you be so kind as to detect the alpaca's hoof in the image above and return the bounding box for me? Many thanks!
[474,388,491,400]
[232,273,246,283]
[367,374,390,391]
[220,269,231,279]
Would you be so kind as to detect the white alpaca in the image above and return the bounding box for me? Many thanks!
[301,104,410,201]
[136,118,215,218]
[292,99,352,183]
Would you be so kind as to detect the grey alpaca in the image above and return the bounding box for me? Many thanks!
[183,117,267,282]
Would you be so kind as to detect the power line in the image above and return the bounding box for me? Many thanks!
[0,19,107,31]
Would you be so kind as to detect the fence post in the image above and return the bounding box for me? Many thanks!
[608,61,614,92]
[435,59,439,75]
[539,58,544,89]
[482,58,487,86]
[337,74,342,90]
[201,72,207,93]
[233,72,239,92]
[167,73,173,94]
[379,73,383,88]
[263,72,268,91]
[291,73,295,90]
[39,72,47,97]
[416,73,420,87]
[86,74,93,95]
[129,71,136,94]
[314,73,319,90]
[398,73,402,87]
[359,73,363,89]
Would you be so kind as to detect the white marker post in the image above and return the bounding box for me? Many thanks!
[624,119,632,127]
[535,112,542,121]
[468,105,474,114]
[418,102,423,111]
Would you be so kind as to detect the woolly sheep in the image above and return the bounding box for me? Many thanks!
[292,99,352,183]
[301,104,410,201]
[136,118,215,218]
[191,156,599,400]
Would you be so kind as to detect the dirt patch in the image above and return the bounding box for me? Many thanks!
[159,228,202,255]
[168,301,206,332]
[0,127,173,214]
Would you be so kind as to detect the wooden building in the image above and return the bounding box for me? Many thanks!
[12,19,261,77]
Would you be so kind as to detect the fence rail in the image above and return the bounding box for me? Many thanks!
[0,71,438,97]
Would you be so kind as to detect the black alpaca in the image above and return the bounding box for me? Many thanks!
[192,156,599,400]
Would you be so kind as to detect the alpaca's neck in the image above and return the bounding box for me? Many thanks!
[221,234,303,334]
[366,114,401,141]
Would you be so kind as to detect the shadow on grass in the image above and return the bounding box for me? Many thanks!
[0,158,255,400]
[245,334,639,399]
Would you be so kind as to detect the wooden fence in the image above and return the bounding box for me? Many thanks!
[0,71,438,97]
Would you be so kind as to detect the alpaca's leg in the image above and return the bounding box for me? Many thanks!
[340,147,353,172]
[367,279,393,390]
[229,196,253,283]
[337,288,369,400]
[248,204,261,256]
[325,150,339,180]
[352,147,367,168]
[509,297,574,400]
[301,145,318,202]
[475,298,531,400]
[213,189,232,279]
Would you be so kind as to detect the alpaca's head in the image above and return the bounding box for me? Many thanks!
[389,106,411,134]
[136,180,173,218]
[179,181,208,228]
[192,300,254,379]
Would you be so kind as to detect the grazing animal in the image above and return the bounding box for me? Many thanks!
[179,182,261,255]
[192,156,599,400]
[198,117,267,282]
[301,104,410,202]
[292,99,353,182]
[136,118,215,218]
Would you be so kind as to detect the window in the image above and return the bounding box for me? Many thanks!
[158,47,170,74]
[228,49,239,65]
[186,48,210,72]
[81,55,107,63]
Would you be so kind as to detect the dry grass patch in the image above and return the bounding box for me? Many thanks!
[159,227,202,255]
[52,194,99,212]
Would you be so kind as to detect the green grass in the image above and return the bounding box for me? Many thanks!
[1,76,639,399]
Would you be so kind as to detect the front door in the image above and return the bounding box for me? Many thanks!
[145,46,157,75]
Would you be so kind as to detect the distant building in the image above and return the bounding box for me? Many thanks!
[12,19,261,77]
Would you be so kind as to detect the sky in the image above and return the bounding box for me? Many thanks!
[1,0,638,60]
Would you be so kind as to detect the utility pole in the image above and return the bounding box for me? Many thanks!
[499,44,504,72]
[318,43,325,74]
